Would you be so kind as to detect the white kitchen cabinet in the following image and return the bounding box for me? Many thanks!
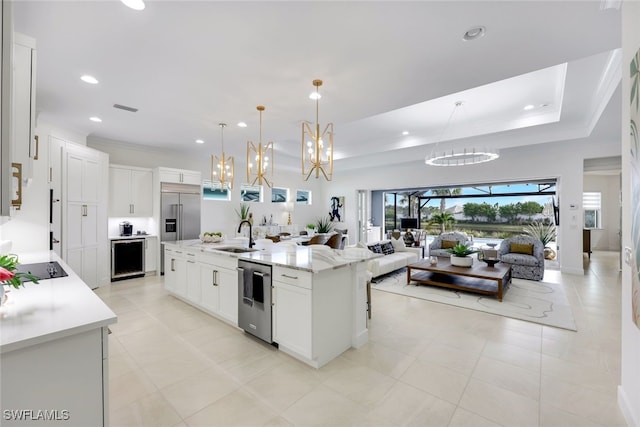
[185,256,200,303]
[0,0,12,218]
[199,252,238,324]
[163,247,190,297]
[272,279,312,359]
[64,145,102,289]
[157,166,201,185]
[108,165,153,217]
[11,32,36,185]
[271,265,352,368]
[144,236,157,273]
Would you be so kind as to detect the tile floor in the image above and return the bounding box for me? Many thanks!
[95,251,627,427]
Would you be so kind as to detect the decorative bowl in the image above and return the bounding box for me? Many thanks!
[483,257,500,267]
[200,233,224,243]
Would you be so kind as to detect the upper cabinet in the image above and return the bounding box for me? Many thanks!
[108,165,153,217]
[157,167,201,186]
[0,0,13,217]
[12,32,36,186]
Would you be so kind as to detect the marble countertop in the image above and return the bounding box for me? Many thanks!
[164,240,378,273]
[0,252,117,354]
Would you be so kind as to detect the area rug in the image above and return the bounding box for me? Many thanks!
[372,268,577,331]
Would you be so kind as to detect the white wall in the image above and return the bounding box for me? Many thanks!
[329,136,619,275]
[619,1,640,425]
[0,120,87,253]
[88,137,327,239]
[584,173,621,251]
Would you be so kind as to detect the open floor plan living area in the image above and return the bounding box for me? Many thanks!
[1,1,640,426]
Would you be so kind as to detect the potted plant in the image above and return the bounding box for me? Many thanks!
[445,243,479,267]
[315,216,334,234]
[523,221,557,259]
[235,203,251,223]
[306,223,317,235]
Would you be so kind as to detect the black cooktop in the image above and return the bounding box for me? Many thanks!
[15,261,68,282]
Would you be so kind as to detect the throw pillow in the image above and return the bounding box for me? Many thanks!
[390,236,406,252]
[367,243,383,254]
[510,243,534,255]
[403,232,415,246]
[380,241,395,255]
[441,239,457,249]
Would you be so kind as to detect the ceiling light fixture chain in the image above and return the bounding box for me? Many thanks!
[211,122,235,190]
[425,100,499,167]
[302,79,333,181]
[247,105,274,188]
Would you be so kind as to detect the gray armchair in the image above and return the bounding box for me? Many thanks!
[428,232,468,257]
[498,235,544,281]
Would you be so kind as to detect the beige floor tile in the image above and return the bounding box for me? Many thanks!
[322,364,397,408]
[417,341,481,376]
[448,407,503,427]
[472,356,540,401]
[100,251,623,427]
[109,368,158,412]
[184,389,278,427]
[482,339,541,372]
[245,360,324,412]
[280,384,370,427]
[140,351,213,389]
[459,378,539,426]
[110,391,182,427]
[541,354,619,395]
[160,367,241,419]
[340,340,416,378]
[399,358,469,404]
[540,375,627,426]
[370,381,456,426]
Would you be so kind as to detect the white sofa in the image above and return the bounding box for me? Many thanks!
[361,238,422,278]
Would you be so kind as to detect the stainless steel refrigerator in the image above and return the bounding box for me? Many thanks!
[160,182,201,274]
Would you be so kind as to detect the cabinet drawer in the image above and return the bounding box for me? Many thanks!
[273,266,312,289]
[198,253,237,270]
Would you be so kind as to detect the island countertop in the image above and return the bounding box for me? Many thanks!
[0,252,117,354]
[164,239,379,273]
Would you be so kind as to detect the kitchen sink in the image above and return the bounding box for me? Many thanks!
[213,246,259,253]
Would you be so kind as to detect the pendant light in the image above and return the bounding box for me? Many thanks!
[247,105,274,187]
[302,79,333,180]
[210,123,234,189]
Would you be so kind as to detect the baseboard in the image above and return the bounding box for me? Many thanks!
[618,385,638,427]
[561,266,585,275]
[352,329,368,348]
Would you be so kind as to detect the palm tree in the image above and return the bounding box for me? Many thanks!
[431,188,462,213]
[429,212,456,234]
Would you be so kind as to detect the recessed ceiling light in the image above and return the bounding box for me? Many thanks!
[195,139,204,144]
[523,104,535,111]
[309,92,322,100]
[462,26,486,41]
[237,122,247,128]
[121,0,145,10]
[402,131,410,136]
[80,75,99,84]
[89,117,102,122]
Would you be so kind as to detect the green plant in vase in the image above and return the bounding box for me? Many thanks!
[445,243,479,268]
[235,203,251,221]
[315,216,334,234]
[523,221,557,259]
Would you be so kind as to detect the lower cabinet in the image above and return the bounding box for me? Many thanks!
[163,245,238,326]
[144,237,157,273]
[272,280,312,359]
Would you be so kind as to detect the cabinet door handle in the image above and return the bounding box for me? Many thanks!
[82,204,87,216]
[171,258,175,272]
[281,274,298,280]
[130,204,134,214]
[213,270,218,286]
[34,135,39,160]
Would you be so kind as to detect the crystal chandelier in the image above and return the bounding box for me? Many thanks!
[302,79,333,181]
[210,123,234,189]
[247,105,274,187]
[425,101,499,166]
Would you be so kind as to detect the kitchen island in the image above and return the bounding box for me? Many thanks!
[163,240,374,368]
[0,252,117,427]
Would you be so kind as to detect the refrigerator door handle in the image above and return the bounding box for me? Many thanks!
[178,204,183,240]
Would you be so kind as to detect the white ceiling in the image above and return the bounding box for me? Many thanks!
[12,1,622,172]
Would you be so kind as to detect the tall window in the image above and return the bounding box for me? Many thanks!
[583,192,602,229]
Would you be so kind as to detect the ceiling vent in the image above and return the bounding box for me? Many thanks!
[113,104,138,113]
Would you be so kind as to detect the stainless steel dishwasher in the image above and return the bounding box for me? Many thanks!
[237,260,273,343]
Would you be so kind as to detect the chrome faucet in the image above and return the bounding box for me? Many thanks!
[237,220,255,248]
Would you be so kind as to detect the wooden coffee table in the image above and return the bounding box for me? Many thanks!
[406,259,512,301]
